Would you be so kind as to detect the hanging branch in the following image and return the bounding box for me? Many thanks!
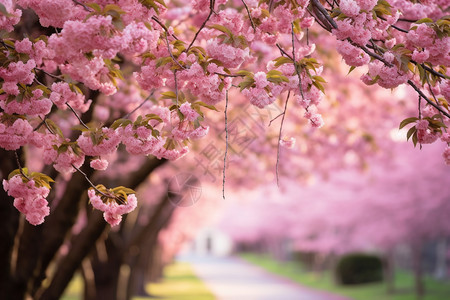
[66,103,89,130]
[151,16,180,40]
[123,91,155,119]
[174,70,179,106]
[14,151,30,180]
[71,164,116,201]
[241,0,256,33]
[408,80,450,119]
[186,0,216,52]
[72,0,93,12]
[276,91,290,187]
[222,89,229,200]
[163,33,186,70]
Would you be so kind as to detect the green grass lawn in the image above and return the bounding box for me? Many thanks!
[240,253,450,300]
[62,262,215,300]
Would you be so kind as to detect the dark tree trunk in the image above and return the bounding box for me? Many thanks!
[0,150,21,299]
[37,211,107,300]
[125,196,175,300]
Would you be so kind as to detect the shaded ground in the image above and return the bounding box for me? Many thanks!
[179,255,352,300]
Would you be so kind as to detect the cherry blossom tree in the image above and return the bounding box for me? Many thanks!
[0,0,449,299]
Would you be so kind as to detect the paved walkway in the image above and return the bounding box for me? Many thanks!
[179,255,352,300]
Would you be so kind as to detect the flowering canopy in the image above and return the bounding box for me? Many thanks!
[0,0,449,226]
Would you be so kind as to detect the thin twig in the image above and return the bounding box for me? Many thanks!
[269,112,284,126]
[151,16,180,40]
[378,16,409,33]
[241,0,256,33]
[417,63,448,80]
[15,151,30,180]
[72,0,93,12]
[35,67,64,81]
[174,70,179,106]
[186,0,216,51]
[163,32,186,70]
[33,117,47,131]
[214,72,245,78]
[66,103,89,129]
[276,44,294,61]
[418,95,422,120]
[222,89,229,200]
[276,92,290,187]
[306,28,309,46]
[123,91,154,119]
[290,24,305,100]
[72,164,109,198]
[408,80,450,119]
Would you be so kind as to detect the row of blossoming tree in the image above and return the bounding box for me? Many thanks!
[0,0,448,299]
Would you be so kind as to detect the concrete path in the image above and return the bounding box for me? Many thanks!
[179,255,352,300]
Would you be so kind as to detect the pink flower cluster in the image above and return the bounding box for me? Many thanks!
[177,63,232,105]
[179,102,199,121]
[416,119,439,144]
[120,124,166,156]
[15,38,54,66]
[242,87,275,108]
[40,137,85,174]
[336,40,370,67]
[406,23,450,66]
[0,116,33,150]
[88,189,137,227]
[50,82,91,112]
[361,60,409,89]
[443,147,450,165]
[77,128,122,157]
[206,39,250,69]
[172,125,209,140]
[0,89,52,116]
[17,0,87,28]
[3,175,50,226]
[0,0,21,32]
[0,60,36,95]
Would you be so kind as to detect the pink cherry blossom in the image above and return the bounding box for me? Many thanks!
[3,175,50,225]
[88,189,137,227]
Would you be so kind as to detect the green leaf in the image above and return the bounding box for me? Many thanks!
[266,70,283,77]
[195,101,219,111]
[145,113,163,123]
[312,80,325,94]
[347,66,356,75]
[399,117,418,129]
[161,91,177,99]
[104,4,126,14]
[8,168,28,180]
[208,24,232,36]
[45,119,64,138]
[236,70,253,77]
[71,124,90,132]
[86,3,102,12]
[312,75,327,83]
[406,126,416,141]
[274,56,292,67]
[110,118,132,130]
[416,18,433,24]
[238,77,255,91]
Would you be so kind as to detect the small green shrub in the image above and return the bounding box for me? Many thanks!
[335,253,383,285]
